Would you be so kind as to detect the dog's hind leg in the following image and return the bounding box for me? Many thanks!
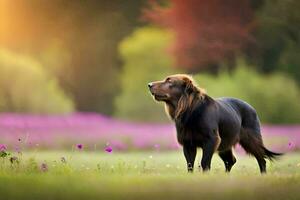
[218,149,236,172]
[239,128,267,173]
[255,155,266,173]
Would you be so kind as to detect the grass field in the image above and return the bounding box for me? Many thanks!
[0,151,299,200]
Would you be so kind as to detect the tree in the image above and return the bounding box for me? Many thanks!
[254,0,300,83]
[144,0,255,72]
[0,0,147,114]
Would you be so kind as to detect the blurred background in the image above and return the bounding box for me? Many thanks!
[0,0,299,152]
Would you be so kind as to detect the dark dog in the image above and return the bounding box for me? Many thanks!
[148,74,282,173]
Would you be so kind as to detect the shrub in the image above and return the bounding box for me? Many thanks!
[194,61,300,124]
[114,27,180,122]
[0,48,74,114]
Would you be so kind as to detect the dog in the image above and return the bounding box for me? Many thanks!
[148,74,282,173]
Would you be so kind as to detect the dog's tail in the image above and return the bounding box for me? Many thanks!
[240,128,283,161]
[262,147,283,161]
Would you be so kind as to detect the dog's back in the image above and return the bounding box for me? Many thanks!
[217,97,261,133]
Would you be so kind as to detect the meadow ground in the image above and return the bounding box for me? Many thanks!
[0,151,299,200]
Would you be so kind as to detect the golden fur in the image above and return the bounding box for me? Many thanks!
[164,75,206,120]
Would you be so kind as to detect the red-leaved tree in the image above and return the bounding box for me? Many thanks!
[144,0,255,72]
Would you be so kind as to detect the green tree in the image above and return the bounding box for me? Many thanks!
[0,0,147,114]
[0,48,74,114]
[254,0,300,83]
[115,27,180,122]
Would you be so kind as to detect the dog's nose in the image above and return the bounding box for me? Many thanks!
[148,82,153,89]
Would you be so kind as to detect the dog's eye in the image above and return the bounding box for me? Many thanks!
[168,82,174,88]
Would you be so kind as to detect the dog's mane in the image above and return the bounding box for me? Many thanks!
[164,75,206,121]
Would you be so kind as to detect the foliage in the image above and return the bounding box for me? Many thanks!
[114,27,180,122]
[144,0,255,72]
[0,0,147,114]
[0,48,74,114]
[114,23,300,124]
[194,61,300,123]
[254,0,300,83]
[145,0,300,86]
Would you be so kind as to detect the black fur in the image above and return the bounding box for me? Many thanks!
[176,95,282,173]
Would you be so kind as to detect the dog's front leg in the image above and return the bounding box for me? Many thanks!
[183,144,197,172]
[200,134,221,172]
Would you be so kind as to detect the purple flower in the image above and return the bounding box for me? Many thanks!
[105,146,113,153]
[40,163,48,172]
[76,144,83,150]
[288,142,294,150]
[15,146,22,154]
[0,144,7,151]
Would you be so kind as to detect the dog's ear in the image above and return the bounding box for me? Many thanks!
[175,76,205,120]
[175,76,196,119]
[183,76,196,94]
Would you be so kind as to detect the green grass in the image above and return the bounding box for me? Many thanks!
[0,151,300,200]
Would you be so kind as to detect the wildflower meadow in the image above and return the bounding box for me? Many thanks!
[1,113,299,151]
[0,113,300,200]
[1,1,300,199]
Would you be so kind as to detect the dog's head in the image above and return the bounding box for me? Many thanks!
[148,74,205,119]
